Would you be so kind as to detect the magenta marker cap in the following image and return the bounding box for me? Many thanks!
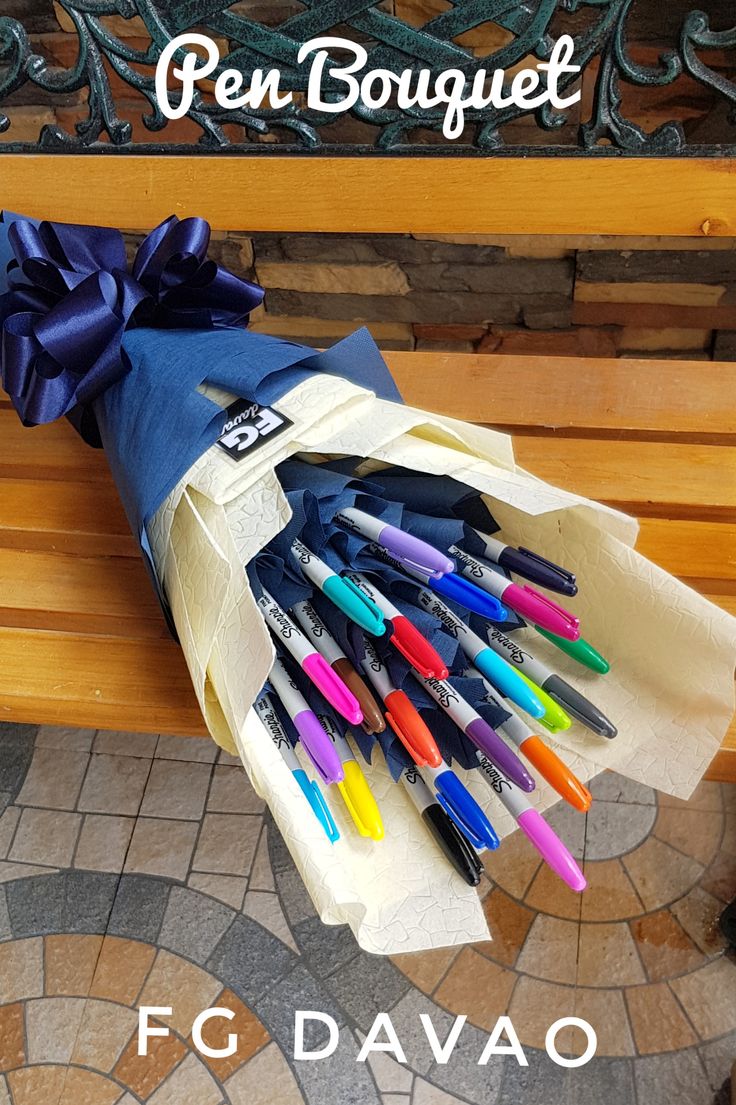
[517,808,587,892]
[465,717,535,793]
[293,710,345,785]
[301,652,363,726]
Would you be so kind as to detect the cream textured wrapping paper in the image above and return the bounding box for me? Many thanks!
[148,374,736,955]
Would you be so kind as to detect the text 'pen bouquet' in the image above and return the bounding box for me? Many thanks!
[2,212,736,955]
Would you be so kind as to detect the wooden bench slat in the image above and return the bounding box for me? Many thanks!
[0,479,137,557]
[636,520,736,582]
[0,627,206,736]
[390,352,736,437]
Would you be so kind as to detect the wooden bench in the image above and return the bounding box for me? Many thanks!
[1,155,735,781]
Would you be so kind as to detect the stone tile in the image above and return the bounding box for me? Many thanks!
[243,891,298,953]
[45,933,103,996]
[249,829,275,892]
[25,996,86,1063]
[285,1025,380,1105]
[390,947,458,995]
[515,914,580,985]
[90,935,157,1005]
[479,888,539,968]
[365,1044,413,1093]
[219,749,243,766]
[124,817,198,881]
[188,873,247,911]
[193,813,261,877]
[139,949,223,1038]
[670,958,736,1039]
[257,960,347,1051]
[5,872,64,935]
[71,998,138,1072]
[158,885,234,965]
[412,1081,464,1105]
[148,1052,223,1105]
[196,987,270,1081]
[658,779,724,812]
[78,753,150,815]
[114,1025,187,1100]
[481,826,542,900]
[508,976,578,1051]
[377,990,456,1076]
[225,1041,305,1105]
[653,806,723,866]
[0,937,42,1001]
[74,814,135,872]
[670,886,729,956]
[566,1057,637,1105]
[722,811,736,854]
[576,921,646,987]
[699,1030,736,1094]
[585,800,657,861]
[699,852,736,903]
[107,874,170,942]
[327,952,411,1031]
[275,868,318,926]
[293,914,359,978]
[589,771,656,805]
[0,887,9,942]
[155,735,218,762]
[0,807,20,860]
[140,759,212,821]
[0,1003,25,1072]
[35,726,95,752]
[0,1073,9,1105]
[567,988,635,1057]
[208,765,265,814]
[625,982,697,1054]
[579,858,644,922]
[634,1049,709,1105]
[65,871,120,935]
[497,1050,571,1105]
[15,748,88,810]
[69,994,137,1069]
[543,799,587,860]
[10,1066,122,1105]
[622,837,703,911]
[0,860,58,884]
[0,725,36,795]
[9,807,81,868]
[630,910,705,981]
[207,914,297,1005]
[433,947,517,1030]
[523,861,582,922]
[94,729,159,757]
[426,1019,505,1105]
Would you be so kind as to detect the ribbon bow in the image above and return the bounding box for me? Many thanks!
[0,214,264,442]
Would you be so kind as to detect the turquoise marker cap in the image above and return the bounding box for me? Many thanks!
[293,769,340,843]
[322,575,386,635]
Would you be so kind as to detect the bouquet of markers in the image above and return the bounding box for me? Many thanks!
[3,210,735,954]
[253,461,609,894]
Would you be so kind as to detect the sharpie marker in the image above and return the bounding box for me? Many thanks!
[334,507,454,579]
[254,693,339,842]
[472,530,577,597]
[449,545,580,641]
[399,764,482,886]
[368,542,508,622]
[414,672,535,793]
[360,637,442,767]
[414,588,544,719]
[258,590,362,725]
[475,753,586,892]
[345,572,448,679]
[268,658,344,784]
[292,600,385,734]
[422,760,500,852]
[534,627,610,675]
[484,626,617,739]
[515,670,573,734]
[317,712,384,841]
[290,539,385,636]
[464,665,591,812]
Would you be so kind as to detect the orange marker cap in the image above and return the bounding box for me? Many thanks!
[385,689,442,768]
[521,735,591,813]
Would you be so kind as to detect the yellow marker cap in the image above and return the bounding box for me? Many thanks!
[338,760,384,841]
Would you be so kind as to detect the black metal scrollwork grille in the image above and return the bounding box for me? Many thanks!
[0,1,734,153]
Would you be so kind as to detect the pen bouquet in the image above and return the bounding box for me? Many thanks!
[2,211,735,955]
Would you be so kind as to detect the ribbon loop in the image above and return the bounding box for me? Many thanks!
[0,213,265,441]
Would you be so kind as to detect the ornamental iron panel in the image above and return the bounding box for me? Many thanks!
[0,1,734,153]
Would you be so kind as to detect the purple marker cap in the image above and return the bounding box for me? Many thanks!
[465,718,535,793]
[293,710,345,785]
[517,809,587,892]
[378,523,455,580]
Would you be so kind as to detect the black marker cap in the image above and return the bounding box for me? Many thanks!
[422,804,483,886]
[498,546,578,597]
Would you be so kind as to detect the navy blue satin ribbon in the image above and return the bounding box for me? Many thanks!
[0,214,264,441]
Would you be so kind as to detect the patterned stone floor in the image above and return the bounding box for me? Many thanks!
[0,721,733,1105]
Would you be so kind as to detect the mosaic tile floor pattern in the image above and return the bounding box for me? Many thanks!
[0,722,733,1105]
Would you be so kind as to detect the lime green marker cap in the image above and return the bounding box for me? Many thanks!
[535,627,610,675]
[516,670,572,733]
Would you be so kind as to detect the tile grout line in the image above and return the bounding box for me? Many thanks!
[182,756,219,887]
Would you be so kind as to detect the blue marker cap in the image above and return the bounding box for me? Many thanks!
[434,769,499,851]
[293,768,340,843]
[431,571,508,621]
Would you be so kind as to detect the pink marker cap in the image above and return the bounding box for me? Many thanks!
[302,652,363,725]
[517,808,587,892]
[504,582,580,642]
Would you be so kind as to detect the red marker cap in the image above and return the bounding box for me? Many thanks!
[389,615,449,679]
